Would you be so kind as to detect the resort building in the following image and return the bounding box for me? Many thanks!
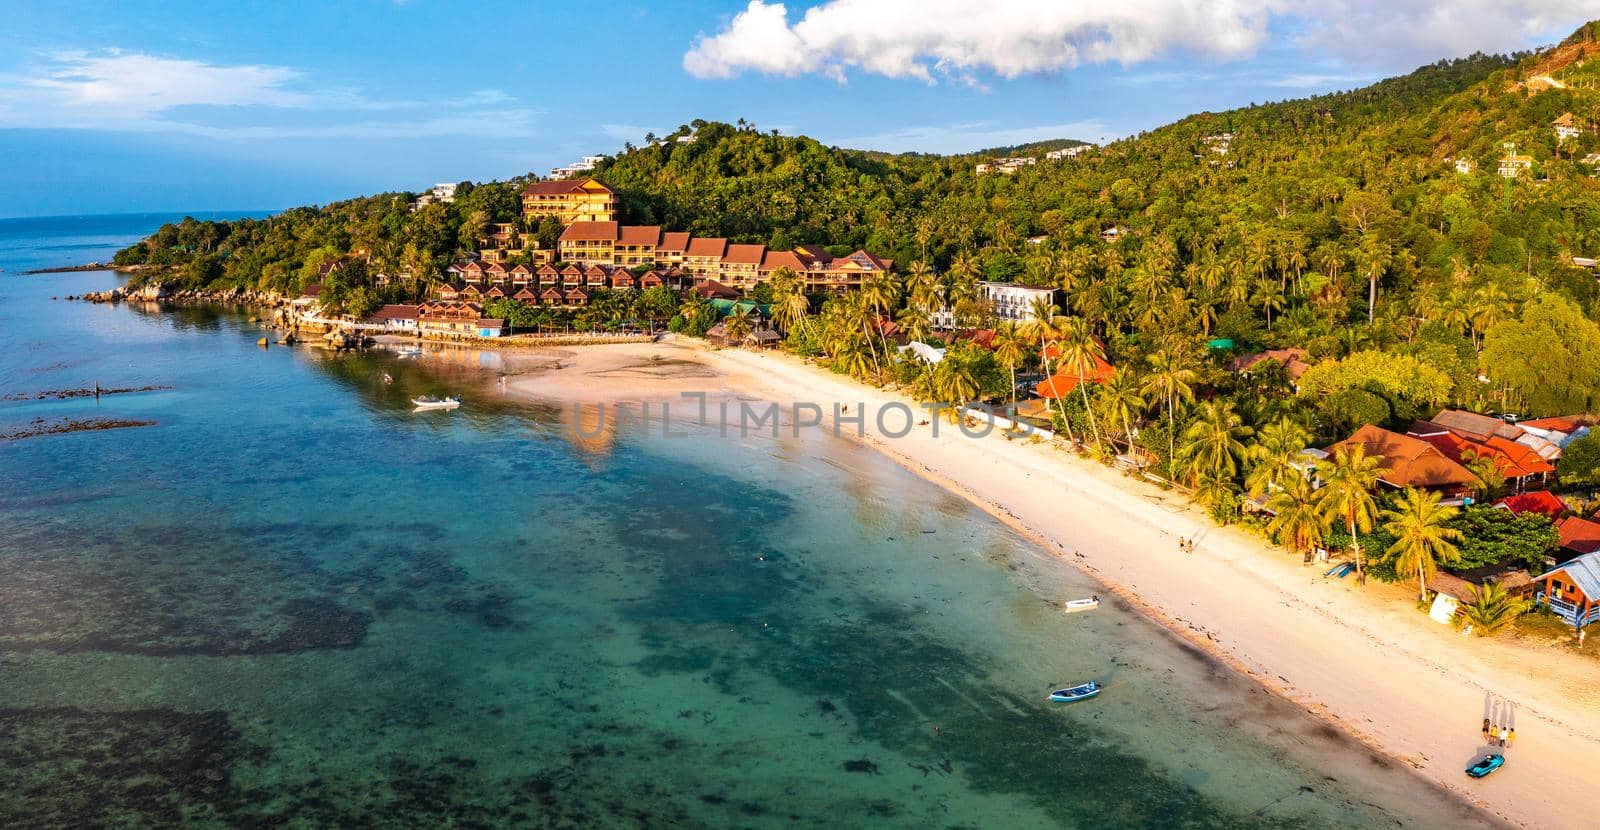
[1045,145,1094,160]
[1325,424,1477,499]
[615,225,662,267]
[986,283,1057,323]
[1454,158,1473,174]
[364,304,420,332]
[412,182,458,209]
[558,221,620,265]
[719,243,766,288]
[521,178,618,224]
[684,237,728,278]
[656,232,690,268]
[1535,551,1600,628]
[417,301,504,338]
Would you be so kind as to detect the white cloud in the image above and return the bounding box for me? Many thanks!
[25,50,309,115]
[1294,0,1600,66]
[684,0,1278,82]
[0,51,544,139]
[684,0,1600,83]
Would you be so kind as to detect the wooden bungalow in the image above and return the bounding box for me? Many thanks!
[638,269,664,290]
[611,269,637,290]
[485,262,510,284]
[513,286,539,302]
[561,264,584,288]
[510,264,533,287]
[540,287,564,307]
[1535,552,1600,628]
[564,287,590,307]
[585,264,610,289]
[537,264,560,288]
[484,284,508,300]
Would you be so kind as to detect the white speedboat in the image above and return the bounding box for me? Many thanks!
[412,396,460,410]
[1063,596,1100,613]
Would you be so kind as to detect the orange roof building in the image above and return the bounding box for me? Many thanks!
[1034,353,1116,399]
[1327,424,1477,495]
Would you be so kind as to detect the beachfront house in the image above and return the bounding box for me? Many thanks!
[1535,552,1600,628]
[1326,425,1477,499]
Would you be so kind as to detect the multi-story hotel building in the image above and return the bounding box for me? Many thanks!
[521,178,619,224]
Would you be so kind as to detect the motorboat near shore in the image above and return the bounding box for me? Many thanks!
[1046,681,1101,703]
[412,396,460,410]
[1063,596,1100,613]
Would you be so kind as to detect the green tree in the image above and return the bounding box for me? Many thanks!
[1558,433,1600,488]
[1265,475,1331,559]
[1482,294,1600,416]
[1317,445,1381,585]
[1460,582,1532,636]
[1177,400,1253,487]
[1381,487,1464,603]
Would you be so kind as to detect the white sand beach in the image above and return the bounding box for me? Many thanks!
[500,336,1600,828]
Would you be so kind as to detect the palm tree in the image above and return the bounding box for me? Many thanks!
[1098,370,1144,454]
[1251,278,1285,330]
[933,358,981,408]
[991,322,1027,408]
[1140,349,1196,468]
[1317,445,1381,585]
[1056,317,1106,448]
[1245,417,1313,496]
[904,260,940,314]
[1355,236,1391,322]
[1461,451,1507,501]
[722,307,754,346]
[1265,475,1330,560]
[767,267,810,335]
[1177,400,1253,486]
[1460,581,1532,636]
[1023,298,1074,443]
[1381,487,1465,603]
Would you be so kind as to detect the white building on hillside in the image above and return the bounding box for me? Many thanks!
[933,282,1058,327]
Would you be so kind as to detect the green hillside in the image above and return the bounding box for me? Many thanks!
[114,22,1600,422]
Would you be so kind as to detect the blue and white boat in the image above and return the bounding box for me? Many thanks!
[1046,681,1101,703]
[1466,753,1504,778]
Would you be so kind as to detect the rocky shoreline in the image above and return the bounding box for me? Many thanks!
[67,281,289,308]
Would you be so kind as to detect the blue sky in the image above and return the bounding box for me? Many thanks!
[1,0,1597,218]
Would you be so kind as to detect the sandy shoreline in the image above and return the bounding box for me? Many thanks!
[488,336,1597,828]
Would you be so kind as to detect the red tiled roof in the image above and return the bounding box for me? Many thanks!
[1412,430,1554,480]
[1494,491,1566,519]
[559,221,619,242]
[1558,516,1600,555]
[1328,424,1476,490]
[760,250,808,272]
[521,178,611,196]
[690,280,740,300]
[723,243,765,265]
[686,237,727,258]
[1521,415,1590,432]
[618,225,661,246]
[658,231,691,253]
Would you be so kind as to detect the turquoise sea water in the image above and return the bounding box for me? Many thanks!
[0,216,1491,828]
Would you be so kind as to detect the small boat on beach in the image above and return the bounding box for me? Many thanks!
[412,396,460,410]
[1062,597,1100,613]
[1046,681,1100,703]
[1466,753,1505,778]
